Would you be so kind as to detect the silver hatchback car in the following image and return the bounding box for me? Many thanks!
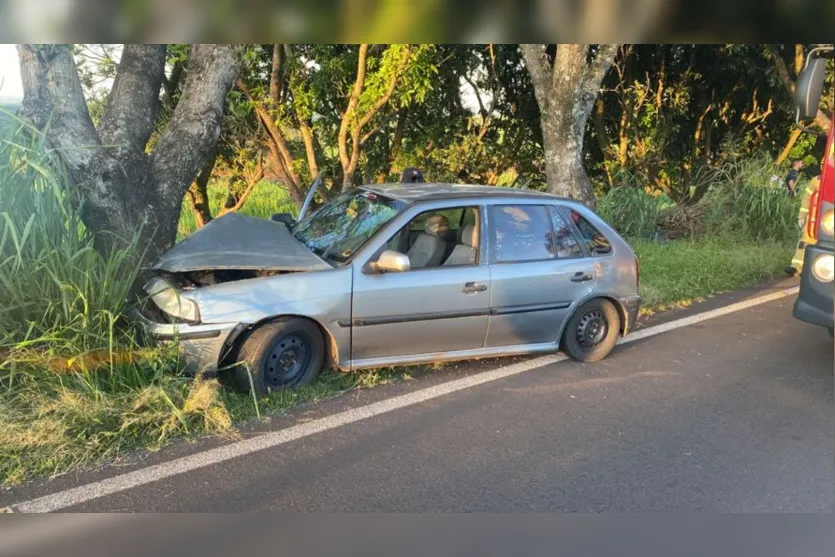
[134,183,640,394]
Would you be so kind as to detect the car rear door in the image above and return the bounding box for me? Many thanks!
[485,203,597,348]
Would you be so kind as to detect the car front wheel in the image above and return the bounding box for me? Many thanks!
[234,318,324,394]
[561,299,621,363]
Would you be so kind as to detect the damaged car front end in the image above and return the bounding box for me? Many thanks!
[132,185,404,388]
[132,209,337,377]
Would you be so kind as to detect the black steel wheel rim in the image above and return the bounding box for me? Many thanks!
[576,309,608,348]
[264,332,312,387]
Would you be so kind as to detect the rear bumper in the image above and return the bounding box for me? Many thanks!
[793,244,834,329]
[621,295,641,335]
[128,309,240,376]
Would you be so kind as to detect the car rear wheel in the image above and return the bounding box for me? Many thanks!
[234,318,324,395]
[561,298,621,363]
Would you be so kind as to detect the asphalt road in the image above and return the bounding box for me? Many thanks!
[4,292,834,513]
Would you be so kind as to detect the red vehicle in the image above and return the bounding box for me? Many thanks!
[791,48,834,336]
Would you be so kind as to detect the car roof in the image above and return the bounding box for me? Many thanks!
[359,183,573,204]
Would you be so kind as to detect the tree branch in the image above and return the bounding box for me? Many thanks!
[338,44,368,176]
[519,44,553,114]
[462,72,487,117]
[151,44,241,205]
[98,44,167,153]
[218,152,264,216]
[583,44,620,97]
[298,119,320,178]
[269,44,284,104]
[238,78,303,193]
[17,44,101,171]
[357,45,412,130]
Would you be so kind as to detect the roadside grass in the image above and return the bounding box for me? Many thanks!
[634,235,794,315]
[0,135,798,487]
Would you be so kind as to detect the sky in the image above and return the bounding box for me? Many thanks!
[0,44,23,102]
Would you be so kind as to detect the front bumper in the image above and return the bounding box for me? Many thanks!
[129,309,240,376]
[793,244,834,329]
[621,295,641,335]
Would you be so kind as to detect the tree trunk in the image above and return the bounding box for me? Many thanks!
[18,44,241,265]
[521,44,620,207]
[186,153,217,229]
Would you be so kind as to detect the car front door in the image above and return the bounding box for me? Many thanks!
[349,205,490,364]
[485,203,597,348]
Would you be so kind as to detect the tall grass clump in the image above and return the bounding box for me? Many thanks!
[0,114,232,485]
[597,187,673,239]
[700,155,799,242]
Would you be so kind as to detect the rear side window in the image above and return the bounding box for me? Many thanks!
[569,210,613,255]
[547,207,583,259]
[490,205,553,263]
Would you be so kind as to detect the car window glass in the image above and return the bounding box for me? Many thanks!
[548,207,583,259]
[411,208,464,233]
[383,207,479,269]
[491,205,554,263]
[569,210,613,255]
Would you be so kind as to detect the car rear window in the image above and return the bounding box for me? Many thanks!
[569,210,613,255]
[490,205,553,263]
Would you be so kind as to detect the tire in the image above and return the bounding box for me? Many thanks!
[828,327,834,339]
[234,318,324,395]
[561,298,621,363]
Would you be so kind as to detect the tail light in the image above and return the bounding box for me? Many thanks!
[807,189,821,240]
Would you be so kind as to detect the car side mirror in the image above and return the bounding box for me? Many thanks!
[371,250,411,273]
[270,212,295,226]
[794,57,827,121]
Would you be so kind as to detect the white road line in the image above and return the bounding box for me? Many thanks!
[10,286,799,513]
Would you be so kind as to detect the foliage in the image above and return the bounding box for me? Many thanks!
[699,155,800,242]
[0,116,230,485]
[588,44,830,200]
[599,153,799,243]
[68,43,827,218]
[597,187,673,239]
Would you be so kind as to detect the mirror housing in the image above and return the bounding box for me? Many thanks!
[794,58,827,121]
[371,250,411,273]
[270,212,295,226]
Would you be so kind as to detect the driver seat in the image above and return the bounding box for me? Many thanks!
[407,215,448,268]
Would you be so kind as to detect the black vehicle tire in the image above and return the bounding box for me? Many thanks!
[561,298,621,363]
[828,326,834,339]
[234,318,324,395]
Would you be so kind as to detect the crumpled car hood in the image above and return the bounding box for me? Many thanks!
[153,213,331,273]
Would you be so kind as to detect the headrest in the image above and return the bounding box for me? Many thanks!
[459,224,476,247]
[424,215,449,237]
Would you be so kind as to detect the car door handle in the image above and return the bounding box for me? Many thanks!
[571,272,594,283]
[462,282,487,293]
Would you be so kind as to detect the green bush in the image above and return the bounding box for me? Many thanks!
[597,187,672,239]
[602,155,798,243]
[700,156,799,242]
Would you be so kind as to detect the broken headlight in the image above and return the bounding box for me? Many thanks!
[145,277,200,322]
